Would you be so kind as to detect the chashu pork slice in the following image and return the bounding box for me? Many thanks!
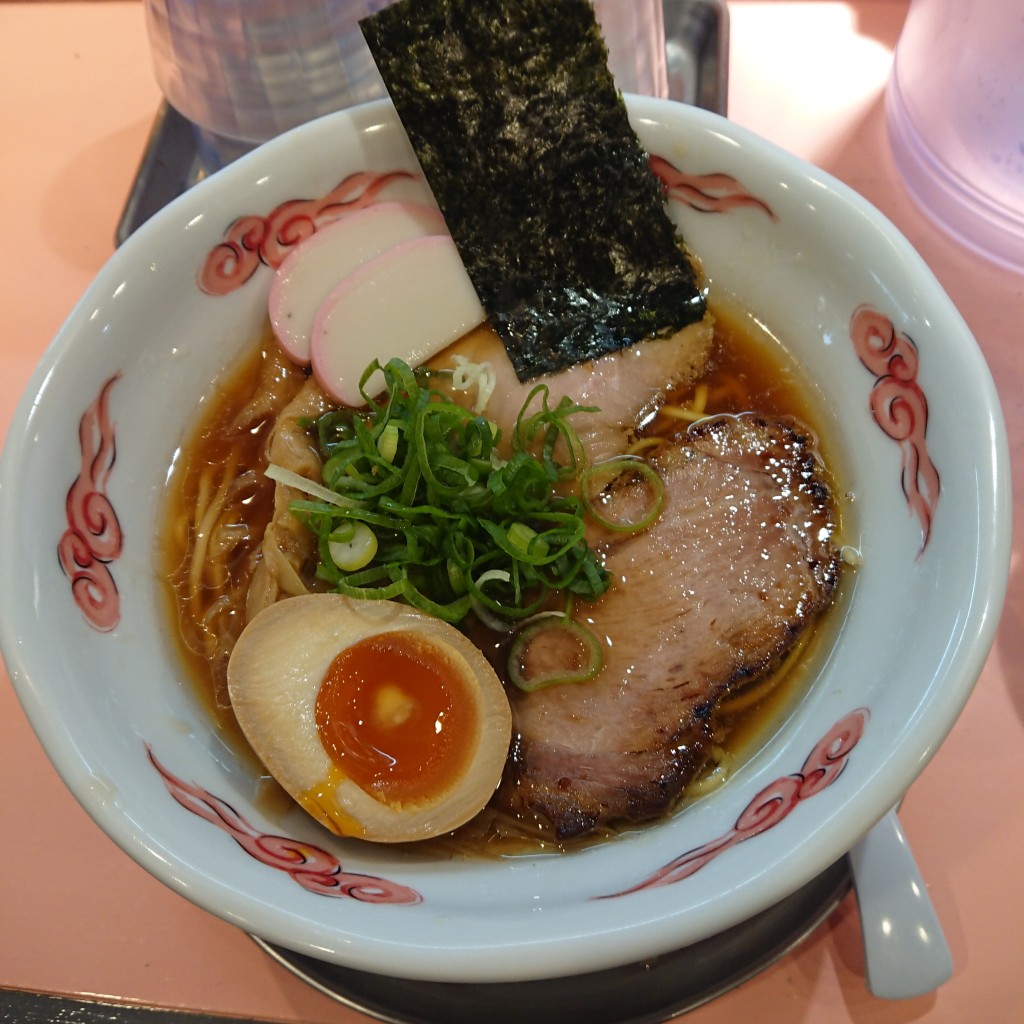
[433,318,713,467]
[497,413,842,839]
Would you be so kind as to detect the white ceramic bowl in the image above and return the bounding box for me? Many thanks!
[0,97,1010,983]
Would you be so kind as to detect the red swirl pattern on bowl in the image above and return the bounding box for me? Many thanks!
[198,170,418,296]
[149,747,422,905]
[602,708,869,896]
[58,373,123,632]
[197,154,780,300]
[850,305,940,553]
[650,155,778,220]
[146,712,868,905]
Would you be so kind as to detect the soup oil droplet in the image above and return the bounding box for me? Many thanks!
[315,631,478,805]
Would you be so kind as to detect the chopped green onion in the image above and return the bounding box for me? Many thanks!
[376,422,400,463]
[506,522,549,559]
[265,463,358,508]
[513,384,596,482]
[581,457,665,533]
[507,616,604,692]
[288,358,610,624]
[475,568,512,587]
[328,521,378,571]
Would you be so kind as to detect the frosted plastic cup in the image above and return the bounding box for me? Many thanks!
[886,0,1024,271]
[143,0,391,168]
[143,0,668,170]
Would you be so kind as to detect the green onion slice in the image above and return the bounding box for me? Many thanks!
[327,521,378,572]
[508,615,604,692]
[265,463,358,508]
[581,457,665,533]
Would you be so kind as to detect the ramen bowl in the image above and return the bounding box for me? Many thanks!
[0,96,1009,983]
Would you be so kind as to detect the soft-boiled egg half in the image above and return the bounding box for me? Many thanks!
[227,594,513,843]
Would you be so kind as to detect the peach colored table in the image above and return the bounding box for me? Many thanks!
[2,2,1022,1022]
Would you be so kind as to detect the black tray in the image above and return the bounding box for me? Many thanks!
[251,856,850,1024]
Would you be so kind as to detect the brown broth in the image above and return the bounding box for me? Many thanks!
[653,303,827,437]
[158,304,847,856]
[159,333,304,753]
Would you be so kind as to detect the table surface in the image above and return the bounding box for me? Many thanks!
[2,2,1023,1022]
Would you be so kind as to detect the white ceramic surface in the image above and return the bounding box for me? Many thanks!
[0,97,1010,983]
[849,807,953,999]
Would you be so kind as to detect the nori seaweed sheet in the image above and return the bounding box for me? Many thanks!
[360,0,706,381]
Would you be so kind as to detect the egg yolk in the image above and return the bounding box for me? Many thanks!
[315,631,479,805]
